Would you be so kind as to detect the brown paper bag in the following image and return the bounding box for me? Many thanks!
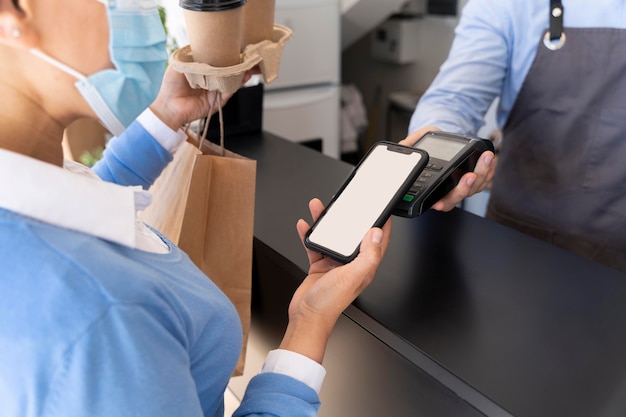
[139,132,256,376]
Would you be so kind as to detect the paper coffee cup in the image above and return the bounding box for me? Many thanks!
[241,0,276,47]
[180,0,246,67]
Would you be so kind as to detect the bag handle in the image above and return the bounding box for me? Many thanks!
[198,92,226,157]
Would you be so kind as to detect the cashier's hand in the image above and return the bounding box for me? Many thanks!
[149,65,261,132]
[279,198,391,364]
[400,125,496,212]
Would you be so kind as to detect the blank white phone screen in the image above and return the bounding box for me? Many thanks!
[308,145,423,258]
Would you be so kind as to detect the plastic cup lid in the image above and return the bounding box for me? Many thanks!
[179,0,246,12]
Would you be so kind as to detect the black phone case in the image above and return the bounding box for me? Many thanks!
[304,141,429,263]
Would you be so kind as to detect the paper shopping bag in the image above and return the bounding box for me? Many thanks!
[138,139,201,243]
[139,134,256,376]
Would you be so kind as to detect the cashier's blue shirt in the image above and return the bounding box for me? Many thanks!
[410,0,626,135]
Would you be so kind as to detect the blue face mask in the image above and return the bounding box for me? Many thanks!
[30,0,168,136]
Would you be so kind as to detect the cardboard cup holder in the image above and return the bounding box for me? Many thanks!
[170,24,293,95]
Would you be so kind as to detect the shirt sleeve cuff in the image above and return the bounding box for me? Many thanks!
[136,108,187,154]
[260,349,327,394]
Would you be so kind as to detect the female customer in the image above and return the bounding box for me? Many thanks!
[0,1,390,416]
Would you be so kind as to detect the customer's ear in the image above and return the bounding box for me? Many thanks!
[0,0,38,49]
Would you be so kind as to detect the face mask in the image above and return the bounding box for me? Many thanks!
[30,0,168,136]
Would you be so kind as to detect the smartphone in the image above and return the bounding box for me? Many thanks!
[304,141,428,263]
[393,131,495,218]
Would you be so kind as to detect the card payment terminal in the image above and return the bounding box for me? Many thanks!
[393,131,495,218]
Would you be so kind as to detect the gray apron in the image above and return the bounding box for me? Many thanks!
[487,26,626,273]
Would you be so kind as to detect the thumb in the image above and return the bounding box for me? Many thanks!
[346,228,385,283]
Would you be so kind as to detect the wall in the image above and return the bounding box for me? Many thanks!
[340,0,479,153]
[340,0,493,216]
[341,14,459,150]
[340,0,409,50]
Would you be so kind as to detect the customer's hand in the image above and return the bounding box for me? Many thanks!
[149,65,261,131]
[399,126,496,212]
[279,198,391,364]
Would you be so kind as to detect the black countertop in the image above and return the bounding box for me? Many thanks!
[228,132,626,417]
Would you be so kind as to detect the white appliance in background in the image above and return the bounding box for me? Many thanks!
[263,0,341,159]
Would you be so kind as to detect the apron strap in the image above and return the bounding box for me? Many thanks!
[549,0,564,40]
[544,0,566,50]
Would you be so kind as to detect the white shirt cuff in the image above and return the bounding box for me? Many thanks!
[136,108,187,154]
[260,349,327,394]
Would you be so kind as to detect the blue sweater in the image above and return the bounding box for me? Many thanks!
[92,121,174,189]
[1,122,322,416]
[0,207,320,417]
